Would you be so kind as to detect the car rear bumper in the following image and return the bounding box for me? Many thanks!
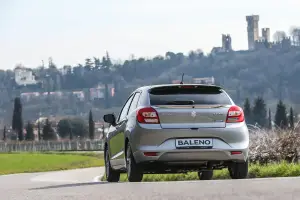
[134,147,248,164]
[130,122,249,164]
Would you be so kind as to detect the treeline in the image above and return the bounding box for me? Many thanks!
[1,46,300,110]
[3,97,97,141]
[4,95,299,142]
[243,97,297,129]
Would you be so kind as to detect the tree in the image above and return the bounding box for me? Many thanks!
[12,97,24,141]
[89,110,95,139]
[42,119,57,140]
[57,118,88,139]
[105,51,112,68]
[3,125,6,141]
[274,100,288,129]
[243,98,252,124]
[273,31,287,42]
[188,51,196,61]
[290,27,300,46]
[84,58,93,71]
[38,120,41,140]
[93,57,101,69]
[289,107,294,129]
[25,122,34,141]
[268,108,272,129]
[252,97,267,127]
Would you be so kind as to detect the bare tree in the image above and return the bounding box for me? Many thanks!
[273,31,287,42]
[290,26,300,46]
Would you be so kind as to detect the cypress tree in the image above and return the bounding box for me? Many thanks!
[25,122,34,141]
[12,97,24,141]
[289,107,294,129]
[243,98,252,124]
[252,96,267,127]
[89,110,95,140]
[3,125,6,141]
[274,100,288,129]
[38,121,41,140]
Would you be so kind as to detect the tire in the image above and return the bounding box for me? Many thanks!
[198,170,214,180]
[126,143,143,182]
[105,148,120,182]
[228,159,248,179]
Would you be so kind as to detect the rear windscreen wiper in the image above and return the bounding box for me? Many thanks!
[166,100,195,105]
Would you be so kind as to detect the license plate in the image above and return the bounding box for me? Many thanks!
[175,138,213,149]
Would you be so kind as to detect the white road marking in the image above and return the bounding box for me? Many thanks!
[93,175,101,182]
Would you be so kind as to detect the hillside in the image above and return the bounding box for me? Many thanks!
[0,47,300,123]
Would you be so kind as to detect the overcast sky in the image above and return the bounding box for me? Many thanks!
[0,0,299,69]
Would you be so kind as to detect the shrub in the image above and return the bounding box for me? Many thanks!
[57,117,88,139]
[248,121,300,164]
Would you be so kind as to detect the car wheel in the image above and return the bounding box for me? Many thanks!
[198,170,214,180]
[228,159,248,179]
[126,143,143,182]
[105,148,120,182]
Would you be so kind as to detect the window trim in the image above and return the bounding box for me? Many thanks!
[127,92,141,115]
[117,93,135,123]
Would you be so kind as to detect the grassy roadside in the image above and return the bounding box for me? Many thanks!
[101,162,300,181]
[0,152,104,175]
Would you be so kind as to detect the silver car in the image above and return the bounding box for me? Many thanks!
[103,84,249,182]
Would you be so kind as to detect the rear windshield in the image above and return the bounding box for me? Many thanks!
[149,86,232,105]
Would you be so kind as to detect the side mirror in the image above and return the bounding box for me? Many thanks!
[103,114,116,126]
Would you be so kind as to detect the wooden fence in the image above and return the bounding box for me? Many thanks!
[0,140,104,152]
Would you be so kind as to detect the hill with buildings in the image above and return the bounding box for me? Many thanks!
[0,14,299,128]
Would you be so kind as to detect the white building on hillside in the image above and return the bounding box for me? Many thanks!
[14,67,38,86]
[192,77,215,85]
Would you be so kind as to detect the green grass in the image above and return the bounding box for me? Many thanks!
[101,162,300,182]
[0,152,104,175]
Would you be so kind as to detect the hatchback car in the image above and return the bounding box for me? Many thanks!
[103,84,249,182]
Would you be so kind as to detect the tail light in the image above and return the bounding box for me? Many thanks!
[137,107,160,124]
[226,105,245,123]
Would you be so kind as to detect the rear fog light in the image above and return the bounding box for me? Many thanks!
[230,151,242,155]
[143,152,158,156]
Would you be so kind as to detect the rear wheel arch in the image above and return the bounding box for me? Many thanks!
[104,142,108,156]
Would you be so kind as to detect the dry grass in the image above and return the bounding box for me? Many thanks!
[248,121,300,164]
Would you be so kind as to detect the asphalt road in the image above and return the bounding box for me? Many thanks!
[1,167,300,200]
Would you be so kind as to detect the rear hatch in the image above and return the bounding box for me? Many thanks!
[148,85,232,128]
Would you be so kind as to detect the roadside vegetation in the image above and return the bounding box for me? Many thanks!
[0,152,104,175]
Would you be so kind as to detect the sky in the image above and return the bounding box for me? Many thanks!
[0,0,299,70]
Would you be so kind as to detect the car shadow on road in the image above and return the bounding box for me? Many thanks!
[29,181,123,190]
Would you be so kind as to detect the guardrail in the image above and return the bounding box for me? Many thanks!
[0,140,105,152]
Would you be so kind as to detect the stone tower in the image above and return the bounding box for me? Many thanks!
[222,34,232,51]
[246,15,259,50]
[262,28,270,42]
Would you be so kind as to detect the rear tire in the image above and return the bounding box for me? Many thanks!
[126,144,143,182]
[198,170,214,180]
[105,148,120,182]
[228,159,248,179]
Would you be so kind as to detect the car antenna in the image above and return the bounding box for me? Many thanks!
[180,73,184,84]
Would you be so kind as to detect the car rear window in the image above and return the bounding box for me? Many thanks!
[149,85,232,105]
